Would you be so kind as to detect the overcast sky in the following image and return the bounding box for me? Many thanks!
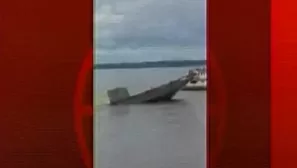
[94,0,206,63]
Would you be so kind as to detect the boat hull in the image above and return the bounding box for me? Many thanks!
[109,75,193,105]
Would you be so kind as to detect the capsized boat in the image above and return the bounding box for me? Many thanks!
[107,71,196,105]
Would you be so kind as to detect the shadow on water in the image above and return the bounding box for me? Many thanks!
[98,98,189,118]
[109,105,131,116]
[142,99,185,105]
[106,98,187,106]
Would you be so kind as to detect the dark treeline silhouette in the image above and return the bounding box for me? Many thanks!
[94,60,206,69]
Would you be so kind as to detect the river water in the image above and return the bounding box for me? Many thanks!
[94,67,206,168]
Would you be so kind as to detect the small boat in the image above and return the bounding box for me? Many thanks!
[107,71,196,105]
[182,67,207,91]
[182,80,207,91]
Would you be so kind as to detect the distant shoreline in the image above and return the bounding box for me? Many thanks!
[94,60,206,69]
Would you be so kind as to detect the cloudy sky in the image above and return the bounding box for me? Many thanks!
[94,0,206,63]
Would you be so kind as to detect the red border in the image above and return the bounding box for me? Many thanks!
[271,0,297,167]
[208,0,271,167]
[74,50,93,168]
[0,0,92,167]
[207,52,228,166]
